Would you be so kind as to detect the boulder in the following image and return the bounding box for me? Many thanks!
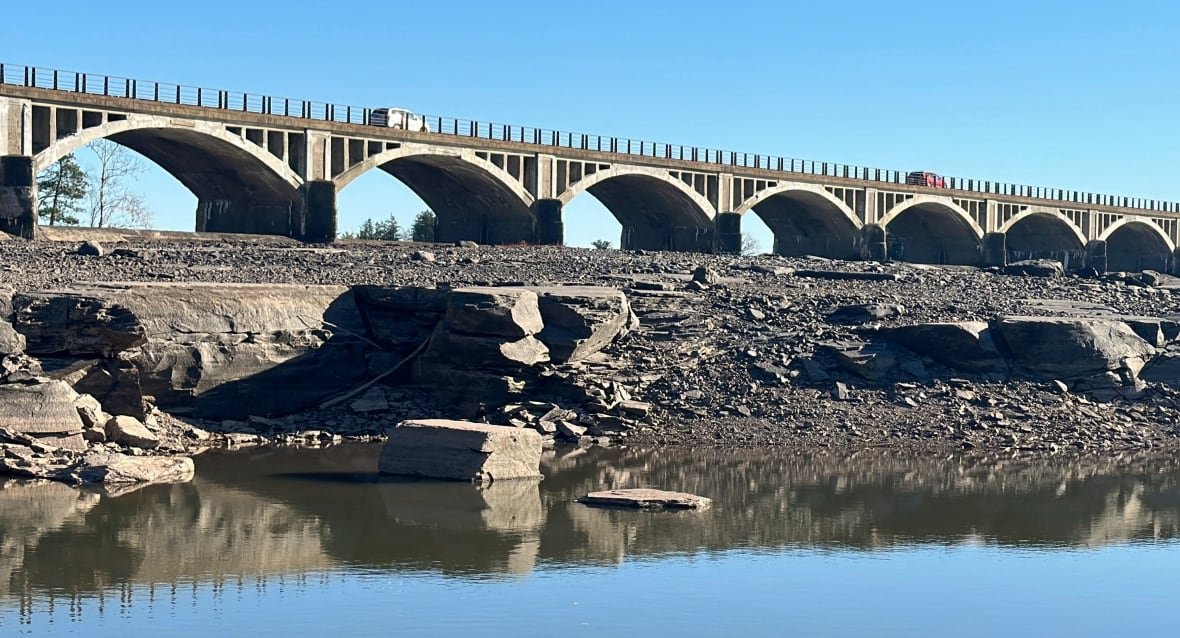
[577,489,712,510]
[379,419,543,482]
[531,286,633,363]
[691,266,718,285]
[0,321,24,356]
[76,241,106,257]
[1140,352,1180,386]
[0,286,13,319]
[881,322,1007,373]
[827,303,905,324]
[410,250,436,262]
[104,415,159,449]
[1004,259,1064,277]
[74,451,194,484]
[0,380,87,450]
[442,287,544,338]
[994,316,1156,379]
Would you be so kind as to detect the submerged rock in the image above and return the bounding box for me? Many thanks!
[379,419,543,482]
[577,488,712,510]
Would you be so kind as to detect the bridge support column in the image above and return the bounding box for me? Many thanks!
[715,212,741,254]
[859,224,887,261]
[1085,240,1107,274]
[196,199,300,239]
[303,181,337,243]
[532,199,563,245]
[0,156,37,239]
[982,232,1007,268]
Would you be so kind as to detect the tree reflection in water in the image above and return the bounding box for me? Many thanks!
[2,444,1179,617]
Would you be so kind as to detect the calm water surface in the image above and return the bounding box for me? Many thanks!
[2,444,1179,637]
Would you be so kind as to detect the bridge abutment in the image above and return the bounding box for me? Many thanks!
[859,224,887,261]
[0,156,37,239]
[532,199,563,245]
[715,212,741,254]
[982,232,1007,267]
[1085,240,1108,273]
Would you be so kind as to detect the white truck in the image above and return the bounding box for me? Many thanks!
[368,107,429,132]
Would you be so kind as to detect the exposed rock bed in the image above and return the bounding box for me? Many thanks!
[2,235,1180,475]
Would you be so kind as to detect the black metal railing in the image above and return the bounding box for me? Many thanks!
[2,62,1177,215]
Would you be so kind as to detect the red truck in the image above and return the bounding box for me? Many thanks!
[905,171,947,188]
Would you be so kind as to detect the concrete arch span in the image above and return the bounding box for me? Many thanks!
[999,209,1086,264]
[559,167,716,252]
[36,116,306,236]
[880,196,983,265]
[735,183,862,259]
[336,145,537,245]
[1100,218,1174,273]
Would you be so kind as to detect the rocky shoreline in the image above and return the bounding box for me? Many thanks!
[3,231,1180,486]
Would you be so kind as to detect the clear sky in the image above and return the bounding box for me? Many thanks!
[3,0,1178,249]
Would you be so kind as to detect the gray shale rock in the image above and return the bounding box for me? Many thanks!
[1004,259,1064,278]
[532,286,634,363]
[881,322,1008,373]
[0,380,87,450]
[104,415,160,449]
[995,316,1156,380]
[14,283,368,420]
[74,451,194,484]
[379,419,543,482]
[577,488,712,510]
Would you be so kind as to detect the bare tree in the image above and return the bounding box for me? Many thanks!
[85,140,153,229]
[740,233,763,256]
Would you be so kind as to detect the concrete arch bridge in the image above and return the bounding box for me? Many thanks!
[2,64,1178,272]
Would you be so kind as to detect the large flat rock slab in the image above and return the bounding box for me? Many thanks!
[379,419,543,482]
[995,316,1156,378]
[13,282,362,356]
[577,488,712,510]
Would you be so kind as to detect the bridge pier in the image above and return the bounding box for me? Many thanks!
[303,181,337,243]
[435,214,538,246]
[1085,240,1108,273]
[621,225,714,253]
[715,212,741,254]
[982,232,1007,268]
[0,156,37,239]
[196,200,301,238]
[532,199,564,245]
[859,224,887,262]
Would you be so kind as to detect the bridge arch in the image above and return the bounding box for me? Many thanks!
[1100,218,1174,273]
[557,166,715,252]
[35,115,305,236]
[335,144,537,245]
[999,208,1087,263]
[879,195,983,265]
[734,182,862,259]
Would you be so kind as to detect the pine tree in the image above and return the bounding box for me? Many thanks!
[36,154,88,226]
[410,210,436,243]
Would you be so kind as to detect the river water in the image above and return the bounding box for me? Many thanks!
[1,444,1178,636]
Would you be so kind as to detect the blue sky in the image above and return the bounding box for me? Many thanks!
[3,0,1178,249]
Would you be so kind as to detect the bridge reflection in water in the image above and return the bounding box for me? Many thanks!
[2,444,1179,620]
